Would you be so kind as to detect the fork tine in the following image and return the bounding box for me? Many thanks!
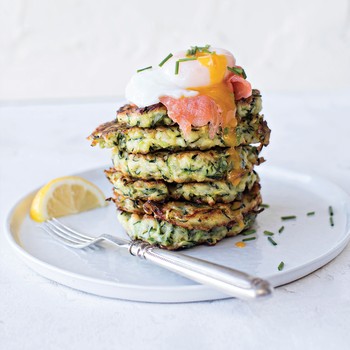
[51,218,93,240]
[44,221,88,244]
[41,225,83,247]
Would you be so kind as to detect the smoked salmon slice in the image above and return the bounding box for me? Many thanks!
[159,95,221,139]
[160,70,252,139]
[226,72,252,100]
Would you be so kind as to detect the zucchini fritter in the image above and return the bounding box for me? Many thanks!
[88,114,270,154]
[118,210,258,250]
[113,182,262,231]
[106,168,258,205]
[112,146,263,183]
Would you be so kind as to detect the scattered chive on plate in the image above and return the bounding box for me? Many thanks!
[329,206,334,216]
[242,229,256,236]
[242,237,256,242]
[281,215,296,221]
[268,237,277,246]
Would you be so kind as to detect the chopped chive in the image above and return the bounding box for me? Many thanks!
[260,203,270,208]
[267,237,277,246]
[242,237,256,242]
[278,261,285,271]
[242,229,256,236]
[159,53,173,67]
[264,230,274,236]
[281,215,296,221]
[175,58,197,75]
[330,216,334,227]
[178,57,197,62]
[227,66,247,79]
[186,44,211,56]
[175,61,179,75]
[329,206,334,216]
[307,211,315,216]
[278,226,285,234]
[137,66,152,73]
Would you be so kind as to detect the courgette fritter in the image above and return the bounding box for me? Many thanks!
[88,114,270,154]
[118,210,258,250]
[113,182,261,231]
[106,168,258,205]
[112,146,263,183]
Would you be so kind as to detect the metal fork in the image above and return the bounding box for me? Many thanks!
[41,218,273,300]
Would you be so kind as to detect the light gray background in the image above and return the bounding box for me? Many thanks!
[1,0,350,101]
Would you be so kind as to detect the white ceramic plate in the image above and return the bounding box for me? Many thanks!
[6,166,350,303]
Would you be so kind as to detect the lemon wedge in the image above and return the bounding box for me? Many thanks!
[30,176,107,222]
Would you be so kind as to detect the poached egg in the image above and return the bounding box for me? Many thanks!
[125,47,236,108]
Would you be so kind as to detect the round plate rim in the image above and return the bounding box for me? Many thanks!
[5,165,350,302]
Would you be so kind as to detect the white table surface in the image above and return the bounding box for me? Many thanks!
[1,91,350,350]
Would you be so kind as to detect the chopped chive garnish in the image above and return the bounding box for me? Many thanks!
[330,216,334,227]
[175,58,197,75]
[159,53,173,67]
[175,61,179,75]
[267,237,277,246]
[278,226,285,234]
[227,66,247,79]
[307,211,315,216]
[137,66,152,73]
[278,261,285,271]
[186,44,211,56]
[329,206,334,216]
[178,57,197,62]
[281,215,296,221]
[242,229,256,236]
[260,203,270,208]
[242,237,256,242]
[264,230,274,236]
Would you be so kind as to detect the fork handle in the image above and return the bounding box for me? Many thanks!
[128,240,273,300]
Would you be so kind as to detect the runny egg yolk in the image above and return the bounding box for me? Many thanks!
[196,52,227,85]
[187,52,237,142]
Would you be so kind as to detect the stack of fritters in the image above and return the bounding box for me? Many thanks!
[88,89,270,249]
